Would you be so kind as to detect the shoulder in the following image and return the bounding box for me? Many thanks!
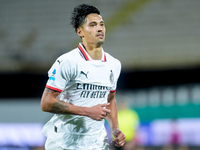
[49,48,79,72]
[53,48,81,68]
[49,48,79,78]
[105,52,121,68]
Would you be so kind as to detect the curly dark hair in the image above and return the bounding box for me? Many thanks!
[71,4,100,32]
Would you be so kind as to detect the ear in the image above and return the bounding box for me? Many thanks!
[77,27,84,38]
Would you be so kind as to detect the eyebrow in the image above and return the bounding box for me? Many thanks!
[89,20,104,24]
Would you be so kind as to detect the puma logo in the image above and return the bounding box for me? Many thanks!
[57,60,63,64]
[80,71,89,78]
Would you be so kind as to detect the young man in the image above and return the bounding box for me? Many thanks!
[41,4,126,150]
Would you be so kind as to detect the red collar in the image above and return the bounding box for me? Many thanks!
[78,43,106,62]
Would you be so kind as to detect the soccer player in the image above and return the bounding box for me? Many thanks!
[41,4,126,150]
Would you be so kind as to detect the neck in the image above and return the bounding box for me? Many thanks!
[82,42,102,60]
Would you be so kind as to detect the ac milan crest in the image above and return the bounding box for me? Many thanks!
[110,70,114,84]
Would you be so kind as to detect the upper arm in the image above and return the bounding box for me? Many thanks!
[41,88,61,112]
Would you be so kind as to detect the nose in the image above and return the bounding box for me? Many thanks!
[97,24,103,31]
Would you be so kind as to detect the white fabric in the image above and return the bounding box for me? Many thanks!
[45,127,109,150]
[42,44,121,149]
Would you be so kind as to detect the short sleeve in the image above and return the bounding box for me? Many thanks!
[46,56,75,92]
[110,60,121,93]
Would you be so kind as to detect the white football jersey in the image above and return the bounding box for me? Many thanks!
[42,43,121,149]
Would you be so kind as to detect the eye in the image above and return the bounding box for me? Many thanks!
[90,23,96,27]
[100,23,104,26]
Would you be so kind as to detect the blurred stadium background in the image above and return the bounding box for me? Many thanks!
[0,0,200,150]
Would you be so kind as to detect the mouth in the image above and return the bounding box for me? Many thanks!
[96,33,104,38]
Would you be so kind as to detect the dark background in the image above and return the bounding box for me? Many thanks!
[1,67,200,98]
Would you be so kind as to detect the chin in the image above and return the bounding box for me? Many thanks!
[97,41,104,47]
[98,38,105,44]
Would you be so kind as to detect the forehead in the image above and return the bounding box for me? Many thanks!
[85,13,104,23]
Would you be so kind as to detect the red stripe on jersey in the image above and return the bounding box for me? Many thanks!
[78,43,89,61]
[78,43,107,62]
[104,53,106,61]
[110,89,116,93]
[46,85,62,92]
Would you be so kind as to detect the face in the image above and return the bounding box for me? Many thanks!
[77,13,106,47]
